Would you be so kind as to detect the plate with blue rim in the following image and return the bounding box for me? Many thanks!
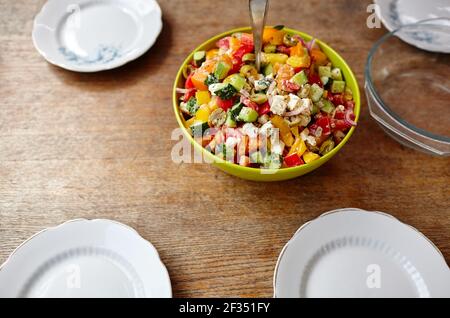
[32,0,163,72]
[374,0,450,53]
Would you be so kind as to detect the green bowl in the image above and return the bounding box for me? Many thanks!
[173,27,360,182]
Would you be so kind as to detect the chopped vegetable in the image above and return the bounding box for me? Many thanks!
[238,107,259,123]
[193,51,206,67]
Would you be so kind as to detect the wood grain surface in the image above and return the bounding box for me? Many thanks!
[0,0,448,297]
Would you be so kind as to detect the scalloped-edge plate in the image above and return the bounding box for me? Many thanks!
[32,0,162,72]
[0,219,172,298]
[374,0,450,53]
[274,208,450,298]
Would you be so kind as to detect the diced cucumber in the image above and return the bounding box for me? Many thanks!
[264,44,277,53]
[230,103,244,120]
[214,61,231,80]
[263,63,274,76]
[190,121,209,136]
[210,83,237,100]
[331,80,346,94]
[291,70,308,87]
[193,51,206,67]
[331,67,343,81]
[250,93,268,104]
[310,83,324,102]
[318,66,331,78]
[320,99,335,114]
[225,111,237,128]
[320,76,329,85]
[238,107,259,123]
[311,103,320,115]
[224,74,246,92]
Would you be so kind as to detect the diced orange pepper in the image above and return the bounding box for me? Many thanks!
[311,49,328,66]
[290,43,305,57]
[229,37,241,52]
[263,28,285,45]
[271,115,294,147]
[201,59,217,73]
[191,70,208,91]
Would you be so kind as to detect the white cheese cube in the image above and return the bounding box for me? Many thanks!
[270,95,287,116]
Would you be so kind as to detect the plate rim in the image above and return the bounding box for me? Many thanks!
[31,0,163,72]
[0,218,172,298]
[273,208,449,298]
[373,0,450,53]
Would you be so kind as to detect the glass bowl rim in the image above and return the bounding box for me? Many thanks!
[365,17,450,143]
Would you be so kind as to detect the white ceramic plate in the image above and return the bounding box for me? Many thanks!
[274,208,450,298]
[0,219,171,298]
[32,0,162,72]
[374,0,450,53]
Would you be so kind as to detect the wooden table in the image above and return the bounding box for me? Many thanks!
[0,0,448,297]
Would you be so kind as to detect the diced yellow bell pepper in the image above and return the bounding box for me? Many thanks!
[291,126,300,139]
[287,138,307,157]
[271,115,294,147]
[263,28,285,45]
[303,151,321,164]
[195,105,211,122]
[196,91,211,106]
[287,55,311,68]
[264,53,289,65]
[297,138,307,157]
[206,49,219,60]
[208,96,219,111]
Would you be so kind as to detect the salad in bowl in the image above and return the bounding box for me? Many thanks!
[173,26,359,181]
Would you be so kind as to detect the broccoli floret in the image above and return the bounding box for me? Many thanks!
[204,74,219,87]
[186,97,199,115]
[214,84,237,100]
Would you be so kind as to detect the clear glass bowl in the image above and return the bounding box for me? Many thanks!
[365,18,450,156]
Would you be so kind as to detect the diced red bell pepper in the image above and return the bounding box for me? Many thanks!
[217,97,234,111]
[240,33,254,52]
[185,73,195,90]
[332,119,352,131]
[229,57,243,75]
[310,115,332,136]
[308,73,322,87]
[258,102,271,115]
[329,93,345,106]
[183,89,196,103]
[284,153,304,167]
[345,100,355,110]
